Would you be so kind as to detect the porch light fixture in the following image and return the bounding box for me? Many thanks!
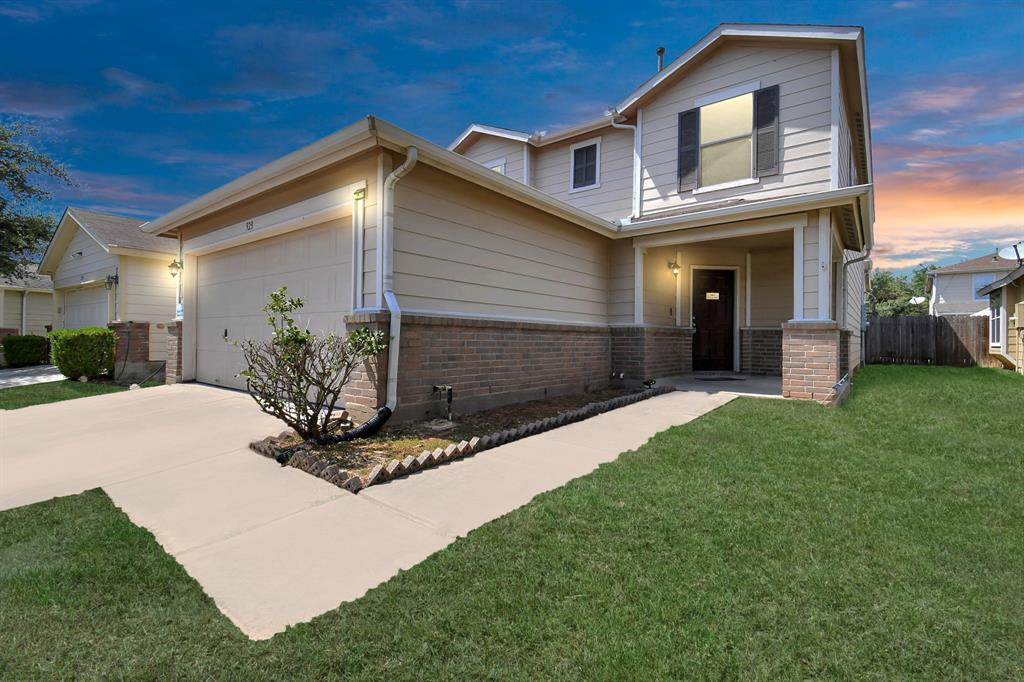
[668,260,681,277]
[104,273,119,290]
[168,259,183,277]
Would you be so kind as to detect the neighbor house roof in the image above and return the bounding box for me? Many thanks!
[977,264,1024,296]
[0,264,53,292]
[39,207,178,275]
[932,254,1018,275]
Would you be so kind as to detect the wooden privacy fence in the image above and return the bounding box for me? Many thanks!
[865,315,999,367]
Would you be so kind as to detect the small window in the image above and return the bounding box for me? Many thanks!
[569,137,601,192]
[699,92,753,187]
[483,157,506,175]
[973,273,996,301]
[990,290,1003,347]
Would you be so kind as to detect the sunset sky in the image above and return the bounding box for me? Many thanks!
[1,0,1021,273]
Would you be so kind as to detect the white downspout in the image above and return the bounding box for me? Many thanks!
[609,109,640,221]
[381,146,419,411]
[842,248,871,332]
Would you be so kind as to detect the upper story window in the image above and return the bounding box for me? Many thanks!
[569,137,601,192]
[484,157,507,175]
[973,272,997,301]
[678,83,779,193]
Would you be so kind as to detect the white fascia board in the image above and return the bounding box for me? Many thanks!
[615,23,862,115]
[533,116,614,146]
[448,123,531,152]
[618,185,871,239]
[37,209,76,275]
[107,246,178,261]
[182,183,364,257]
[143,118,377,235]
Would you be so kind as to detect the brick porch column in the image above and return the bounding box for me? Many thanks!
[782,321,844,404]
[165,320,183,384]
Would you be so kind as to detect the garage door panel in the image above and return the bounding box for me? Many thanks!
[64,286,108,329]
[196,220,352,390]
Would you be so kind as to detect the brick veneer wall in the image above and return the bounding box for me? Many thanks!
[341,313,698,422]
[740,327,783,375]
[109,321,165,382]
[839,329,851,378]
[611,326,693,380]
[165,321,183,385]
[782,321,843,403]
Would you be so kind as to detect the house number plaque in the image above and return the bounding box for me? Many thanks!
[706,292,720,300]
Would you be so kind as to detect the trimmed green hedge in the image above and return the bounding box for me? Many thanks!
[48,327,116,379]
[1,334,48,367]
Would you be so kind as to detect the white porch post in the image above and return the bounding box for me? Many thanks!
[792,223,804,320]
[818,208,833,320]
[745,251,752,326]
[634,245,644,325]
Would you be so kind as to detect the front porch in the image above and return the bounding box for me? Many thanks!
[623,210,859,404]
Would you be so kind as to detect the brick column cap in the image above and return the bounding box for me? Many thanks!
[782,320,839,331]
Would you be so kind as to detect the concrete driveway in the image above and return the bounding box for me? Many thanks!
[0,382,735,639]
[0,364,66,389]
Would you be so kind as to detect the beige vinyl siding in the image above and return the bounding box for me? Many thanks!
[749,247,792,326]
[640,44,833,215]
[119,256,177,322]
[459,136,526,184]
[533,127,634,221]
[392,164,610,325]
[52,227,117,290]
[835,61,853,188]
[1006,283,1023,369]
[803,210,820,318]
[4,290,53,335]
[608,240,635,324]
[932,272,997,315]
[641,244,748,327]
[842,250,866,369]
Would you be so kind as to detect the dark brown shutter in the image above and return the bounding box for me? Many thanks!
[754,85,780,177]
[677,108,699,191]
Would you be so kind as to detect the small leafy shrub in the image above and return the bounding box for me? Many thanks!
[49,327,116,379]
[1,334,47,367]
[238,287,388,440]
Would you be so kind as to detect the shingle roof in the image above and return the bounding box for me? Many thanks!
[0,264,53,291]
[932,253,1018,275]
[68,207,177,255]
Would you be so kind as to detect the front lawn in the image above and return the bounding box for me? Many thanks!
[0,366,1020,679]
[0,379,158,410]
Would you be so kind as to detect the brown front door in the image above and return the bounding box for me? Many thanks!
[692,269,735,371]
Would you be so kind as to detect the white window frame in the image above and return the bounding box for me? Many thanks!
[989,293,1004,349]
[483,157,507,175]
[568,136,601,193]
[973,272,997,301]
[693,80,760,193]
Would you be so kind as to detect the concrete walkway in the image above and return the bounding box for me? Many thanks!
[0,364,66,390]
[1,383,735,640]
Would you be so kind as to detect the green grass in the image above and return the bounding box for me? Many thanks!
[0,366,1021,680]
[0,380,159,410]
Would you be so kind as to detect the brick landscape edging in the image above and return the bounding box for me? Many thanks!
[251,386,675,494]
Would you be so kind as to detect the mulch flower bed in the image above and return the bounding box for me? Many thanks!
[251,385,674,493]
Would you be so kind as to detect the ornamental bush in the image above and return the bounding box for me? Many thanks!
[49,327,116,379]
[1,334,47,367]
[237,287,388,440]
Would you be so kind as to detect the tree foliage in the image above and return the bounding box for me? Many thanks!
[0,122,73,279]
[868,266,933,317]
[238,288,388,440]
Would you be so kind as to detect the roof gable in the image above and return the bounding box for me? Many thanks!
[933,253,1018,275]
[39,207,175,275]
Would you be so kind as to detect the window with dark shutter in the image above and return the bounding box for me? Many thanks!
[754,85,780,177]
[677,108,699,191]
[571,143,598,189]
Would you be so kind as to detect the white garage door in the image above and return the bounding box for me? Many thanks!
[195,219,352,390]
[64,286,108,329]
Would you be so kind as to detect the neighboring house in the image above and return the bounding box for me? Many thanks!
[977,262,1024,373]
[926,254,1018,316]
[0,265,54,337]
[142,23,874,418]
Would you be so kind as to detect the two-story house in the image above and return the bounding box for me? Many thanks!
[143,23,874,421]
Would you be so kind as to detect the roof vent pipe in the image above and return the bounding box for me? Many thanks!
[656,47,665,72]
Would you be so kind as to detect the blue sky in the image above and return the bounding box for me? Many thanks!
[1,0,1021,272]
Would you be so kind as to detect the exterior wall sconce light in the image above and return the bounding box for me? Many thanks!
[168,259,183,277]
[104,273,119,290]
[668,260,681,277]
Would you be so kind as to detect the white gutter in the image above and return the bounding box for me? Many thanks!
[609,110,641,220]
[381,146,419,410]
